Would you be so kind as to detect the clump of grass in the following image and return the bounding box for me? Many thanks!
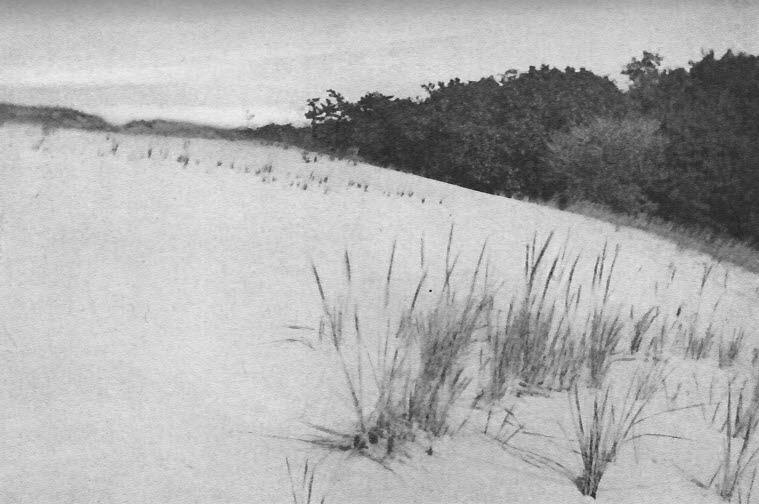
[570,364,666,498]
[285,457,327,504]
[719,329,746,368]
[396,283,491,436]
[684,323,716,361]
[508,363,670,499]
[482,232,582,397]
[708,382,759,501]
[482,235,624,398]
[585,308,623,388]
[309,227,493,459]
[645,320,668,360]
[629,306,659,354]
[584,242,623,387]
[716,374,759,442]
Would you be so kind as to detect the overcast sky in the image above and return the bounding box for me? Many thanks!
[1,0,758,126]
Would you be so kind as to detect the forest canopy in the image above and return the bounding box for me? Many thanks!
[302,51,759,245]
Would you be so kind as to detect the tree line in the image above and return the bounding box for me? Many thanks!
[287,50,759,246]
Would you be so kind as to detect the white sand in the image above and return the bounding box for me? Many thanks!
[1,124,758,503]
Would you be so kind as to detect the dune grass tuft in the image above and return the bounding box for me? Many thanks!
[570,364,667,498]
[481,235,626,399]
[712,374,759,443]
[709,381,759,501]
[719,330,746,368]
[684,324,716,361]
[309,227,493,459]
[506,362,670,500]
[629,306,659,354]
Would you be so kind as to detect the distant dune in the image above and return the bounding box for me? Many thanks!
[0,102,274,141]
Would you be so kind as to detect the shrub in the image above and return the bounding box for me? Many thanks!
[544,116,667,215]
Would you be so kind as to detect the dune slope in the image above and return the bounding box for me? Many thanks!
[1,124,759,503]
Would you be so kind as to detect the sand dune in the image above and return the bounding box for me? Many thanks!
[1,124,758,503]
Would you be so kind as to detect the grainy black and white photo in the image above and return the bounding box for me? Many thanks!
[2,1,759,502]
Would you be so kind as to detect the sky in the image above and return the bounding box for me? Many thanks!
[1,0,758,127]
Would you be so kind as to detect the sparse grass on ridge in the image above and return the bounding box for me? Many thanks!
[539,199,759,275]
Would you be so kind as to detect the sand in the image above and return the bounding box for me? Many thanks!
[1,123,758,503]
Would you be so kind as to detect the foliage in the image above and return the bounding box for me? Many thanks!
[295,49,759,247]
[304,66,626,197]
[633,50,759,243]
[544,116,667,215]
